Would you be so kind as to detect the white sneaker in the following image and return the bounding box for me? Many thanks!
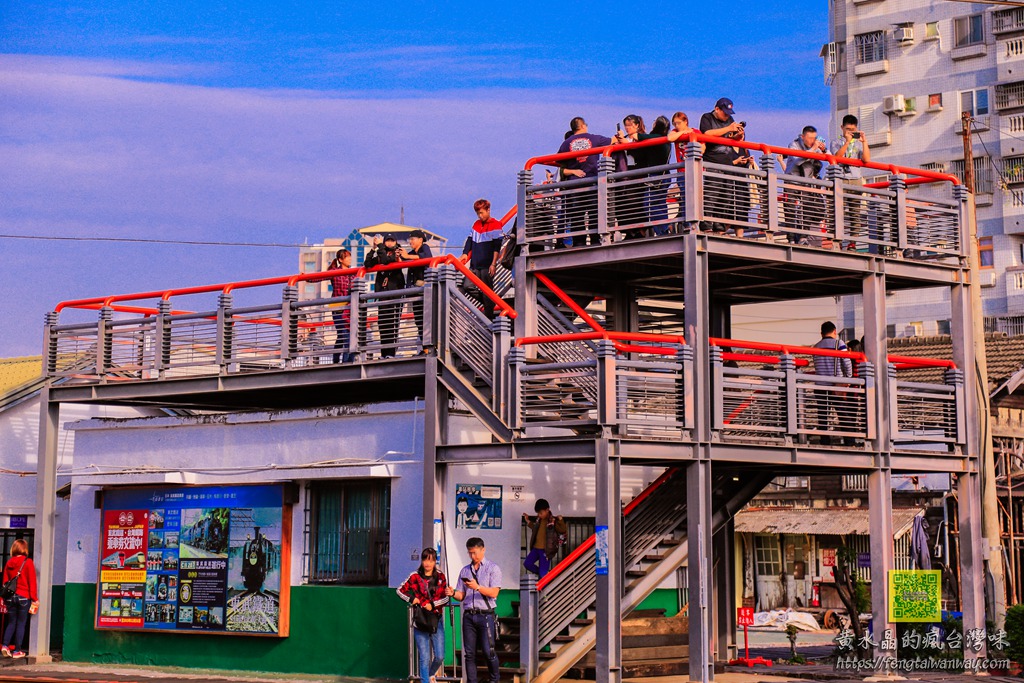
[1,645,10,658]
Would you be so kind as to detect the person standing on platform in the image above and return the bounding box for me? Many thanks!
[399,230,433,348]
[522,498,568,578]
[364,234,406,358]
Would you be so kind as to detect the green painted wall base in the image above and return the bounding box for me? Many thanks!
[635,588,682,617]
[63,583,408,678]
[50,584,65,649]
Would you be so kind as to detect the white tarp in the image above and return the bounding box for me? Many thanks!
[749,609,821,632]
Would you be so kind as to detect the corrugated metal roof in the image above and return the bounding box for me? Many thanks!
[735,507,922,538]
[0,356,42,396]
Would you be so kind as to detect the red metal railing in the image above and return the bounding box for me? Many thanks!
[536,468,680,592]
[524,131,960,187]
[516,331,684,357]
[56,254,516,319]
[709,337,956,369]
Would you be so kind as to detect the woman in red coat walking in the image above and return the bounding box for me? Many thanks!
[2,539,38,659]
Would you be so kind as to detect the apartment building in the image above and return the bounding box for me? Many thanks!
[826,0,1024,338]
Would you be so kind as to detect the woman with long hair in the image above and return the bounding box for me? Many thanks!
[326,249,355,363]
[2,539,38,659]
[397,548,450,683]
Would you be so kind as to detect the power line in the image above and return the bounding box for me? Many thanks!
[0,233,305,248]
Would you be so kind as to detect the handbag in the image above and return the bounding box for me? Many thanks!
[412,603,440,634]
[1,560,24,601]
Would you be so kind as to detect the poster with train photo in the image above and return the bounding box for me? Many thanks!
[96,484,290,637]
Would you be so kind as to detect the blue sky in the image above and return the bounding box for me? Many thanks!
[0,2,830,355]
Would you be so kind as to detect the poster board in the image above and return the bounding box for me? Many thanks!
[96,484,291,636]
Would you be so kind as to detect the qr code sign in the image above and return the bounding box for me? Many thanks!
[888,570,942,622]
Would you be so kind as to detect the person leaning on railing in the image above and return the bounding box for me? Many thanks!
[699,97,752,238]
[555,117,616,247]
[812,321,855,447]
[398,229,433,351]
[364,234,406,358]
[326,249,355,364]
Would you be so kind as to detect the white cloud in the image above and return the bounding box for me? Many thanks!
[0,53,827,355]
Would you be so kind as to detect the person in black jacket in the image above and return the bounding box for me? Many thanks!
[364,234,406,358]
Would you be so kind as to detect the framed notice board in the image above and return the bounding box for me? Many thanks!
[96,484,291,636]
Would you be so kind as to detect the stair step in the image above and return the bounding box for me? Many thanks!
[642,554,664,562]
[658,537,682,547]
[578,644,689,667]
[570,618,594,627]
[627,608,668,619]
[552,635,574,643]
[625,569,649,578]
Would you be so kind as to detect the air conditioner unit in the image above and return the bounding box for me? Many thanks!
[882,94,906,113]
[894,26,915,43]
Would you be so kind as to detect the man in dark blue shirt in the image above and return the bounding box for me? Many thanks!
[461,199,504,319]
[555,117,614,246]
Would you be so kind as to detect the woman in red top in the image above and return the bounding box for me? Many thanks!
[2,539,38,659]
[397,548,449,683]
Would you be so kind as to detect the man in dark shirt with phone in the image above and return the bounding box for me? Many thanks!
[699,98,752,236]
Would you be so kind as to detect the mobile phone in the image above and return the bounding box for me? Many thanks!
[616,123,622,132]
[739,121,747,128]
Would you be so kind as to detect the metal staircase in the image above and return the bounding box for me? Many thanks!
[453,468,772,683]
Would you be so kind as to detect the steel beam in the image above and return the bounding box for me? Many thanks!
[422,358,445,547]
[863,272,890,452]
[959,470,987,660]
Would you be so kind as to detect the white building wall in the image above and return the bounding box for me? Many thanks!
[0,395,153,583]
[65,403,667,590]
[830,0,1023,335]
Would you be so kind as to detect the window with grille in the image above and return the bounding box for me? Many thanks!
[951,157,992,194]
[855,31,887,64]
[306,480,391,585]
[1005,156,1024,185]
[922,162,947,174]
[754,535,782,576]
[954,14,984,48]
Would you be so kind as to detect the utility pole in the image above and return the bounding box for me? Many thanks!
[962,110,1007,624]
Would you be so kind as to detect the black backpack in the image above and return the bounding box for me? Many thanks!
[498,220,520,270]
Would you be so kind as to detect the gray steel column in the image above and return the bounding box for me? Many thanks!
[958,470,987,660]
[683,232,710,440]
[862,272,890,452]
[421,356,447,547]
[715,516,736,662]
[30,388,58,662]
[520,573,540,681]
[687,459,713,683]
[595,437,622,683]
[867,468,894,656]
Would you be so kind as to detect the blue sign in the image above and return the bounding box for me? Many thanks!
[858,553,872,569]
[595,525,609,575]
[8,516,27,529]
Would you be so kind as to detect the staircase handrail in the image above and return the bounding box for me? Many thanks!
[536,467,679,592]
[523,130,961,187]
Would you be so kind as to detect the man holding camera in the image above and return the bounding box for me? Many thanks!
[364,234,406,358]
[398,229,432,347]
[699,97,752,236]
[830,114,871,180]
[830,114,879,251]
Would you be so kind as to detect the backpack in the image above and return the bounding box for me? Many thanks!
[498,220,519,270]
[1,559,25,601]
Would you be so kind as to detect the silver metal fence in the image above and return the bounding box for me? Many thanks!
[890,366,964,446]
[615,355,689,438]
[446,285,495,386]
[518,360,599,429]
[356,287,424,359]
[519,149,965,263]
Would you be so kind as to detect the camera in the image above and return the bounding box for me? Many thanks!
[852,132,861,140]
[738,121,747,128]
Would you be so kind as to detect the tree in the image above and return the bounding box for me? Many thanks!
[833,546,871,656]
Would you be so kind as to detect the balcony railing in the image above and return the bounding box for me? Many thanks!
[997,81,1024,111]
[995,8,1024,35]
[519,131,966,262]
